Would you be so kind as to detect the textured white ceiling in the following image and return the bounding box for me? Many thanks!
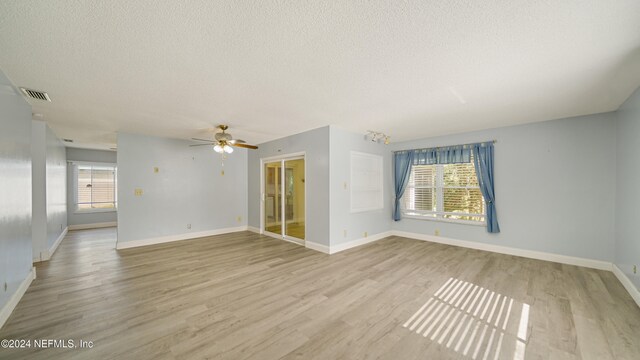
[1,1,639,149]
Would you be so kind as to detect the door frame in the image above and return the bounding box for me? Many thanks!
[260,151,306,245]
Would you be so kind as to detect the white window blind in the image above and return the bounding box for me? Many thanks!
[403,156,485,223]
[76,163,117,210]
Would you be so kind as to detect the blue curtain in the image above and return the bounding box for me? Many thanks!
[436,145,471,164]
[413,148,437,165]
[413,146,471,165]
[472,143,500,233]
[393,150,415,221]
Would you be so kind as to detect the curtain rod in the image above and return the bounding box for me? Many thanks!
[393,140,496,153]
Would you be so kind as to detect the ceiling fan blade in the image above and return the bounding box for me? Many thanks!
[189,143,215,147]
[191,137,215,142]
[231,143,258,150]
[229,139,246,144]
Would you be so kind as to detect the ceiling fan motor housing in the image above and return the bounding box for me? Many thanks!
[215,132,232,141]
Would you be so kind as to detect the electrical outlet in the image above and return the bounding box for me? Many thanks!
[364,231,368,238]
[343,182,347,190]
[187,224,191,230]
[634,265,637,274]
[134,188,143,196]
[237,216,242,222]
[343,230,347,238]
[154,167,159,173]
[435,229,440,236]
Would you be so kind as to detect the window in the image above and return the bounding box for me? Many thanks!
[75,163,117,211]
[403,157,485,223]
[350,151,383,212]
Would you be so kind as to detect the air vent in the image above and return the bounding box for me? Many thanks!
[20,87,51,101]
[63,139,73,143]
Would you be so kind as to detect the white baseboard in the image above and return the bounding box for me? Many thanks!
[612,264,640,308]
[46,227,68,260]
[69,221,117,231]
[0,267,36,329]
[33,227,69,263]
[33,248,45,263]
[115,226,249,250]
[248,226,261,234]
[391,231,612,271]
[330,231,393,254]
[305,240,330,254]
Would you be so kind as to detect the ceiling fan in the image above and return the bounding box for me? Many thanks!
[190,125,258,153]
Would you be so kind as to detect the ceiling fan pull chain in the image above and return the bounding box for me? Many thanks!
[220,153,226,176]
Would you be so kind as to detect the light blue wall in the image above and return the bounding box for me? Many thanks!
[391,113,617,262]
[615,87,640,290]
[31,121,47,260]
[329,126,393,246]
[0,69,33,311]
[117,133,247,244]
[66,148,118,226]
[31,120,67,259]
[45,124,67,250]
[66,148,117,163]
[248,126,331,246]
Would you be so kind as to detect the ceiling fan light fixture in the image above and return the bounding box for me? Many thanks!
[190,125,259,153]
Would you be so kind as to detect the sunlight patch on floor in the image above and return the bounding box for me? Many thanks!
[403,278,530,359]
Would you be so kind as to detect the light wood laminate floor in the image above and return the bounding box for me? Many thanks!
[1,228,639,359]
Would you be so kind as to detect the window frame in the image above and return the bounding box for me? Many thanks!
[72,161,118,214]
[402,160,486,226]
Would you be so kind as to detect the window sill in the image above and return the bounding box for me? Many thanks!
[402,214,485,227]
[75,209,117,214]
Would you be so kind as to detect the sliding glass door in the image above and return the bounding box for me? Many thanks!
[284,158,305,240]
[264,161,283,236]
[262,156,305,244]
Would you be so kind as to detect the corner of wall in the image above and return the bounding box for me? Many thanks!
[613,85,640,296]
[0,267,35,329]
